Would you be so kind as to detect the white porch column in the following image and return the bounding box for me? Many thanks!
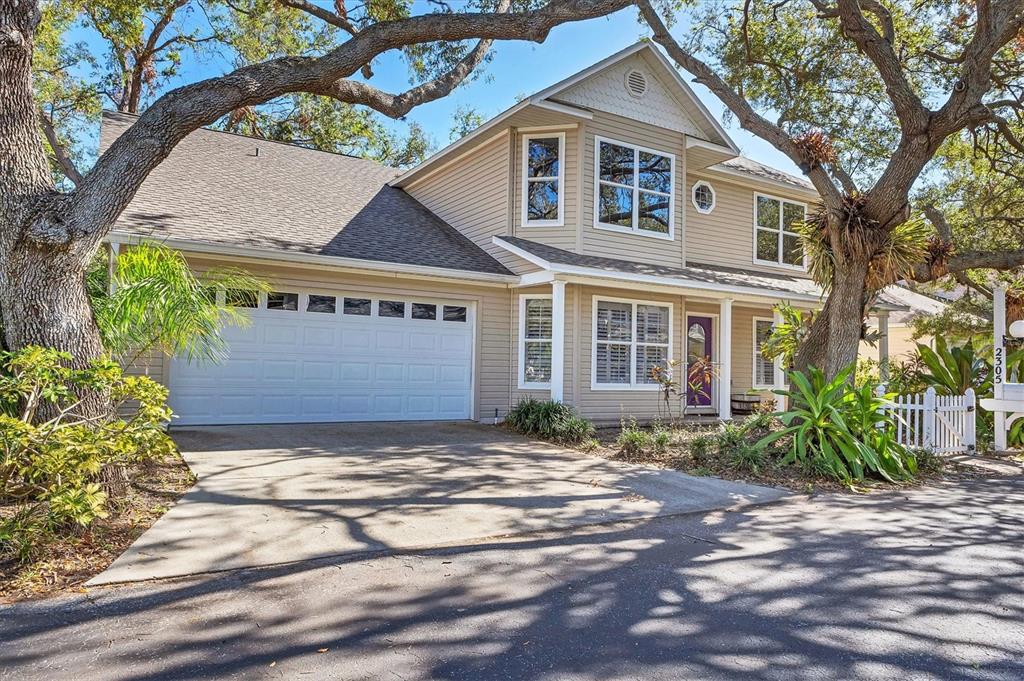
[550,280,566,403]
[718,298,733,420]
[877,311,890,383]
[773,307,787,412]
[994,287,1007,451]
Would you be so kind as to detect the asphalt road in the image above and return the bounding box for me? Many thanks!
[2,472,1022,681]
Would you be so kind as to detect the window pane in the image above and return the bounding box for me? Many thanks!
[756,196,780,230]
[599,141,634,185]
[378,300,405,318]
[596,343,631,384]
[756,320,775,385]
[267,292,298,311]
[527,137,560,178]
[693,183,714,212]
[525,298,552,339]
[412,303,437,320]
[756,228,779,262]
[343,297,370,315]
[526,180,559,221]
[598,184,633,228]
[636,344,668,384]
[524,341,552,383]
[596,301,632,341]
[783,233,803,266]
[636,305,670,344]
[226,289,258,308]
[638,191,670,234]
[443,305,468,322]
[638,151,671,193]
[783,201,805,230]
[308,294,337,314]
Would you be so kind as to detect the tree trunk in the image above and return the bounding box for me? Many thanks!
[795,256,870,378]
[1,0,107,416]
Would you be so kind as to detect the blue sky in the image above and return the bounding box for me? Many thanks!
[70,4,800,175]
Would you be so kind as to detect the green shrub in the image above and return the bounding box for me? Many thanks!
[505,398,595,445]
[728,442,766,474]
[688,433,715,464]
[0,346,176,562]
[616,419,654,455]
[759,364,917,483]
[652,428,672,453]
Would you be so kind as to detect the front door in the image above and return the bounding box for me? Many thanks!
[686,316,714,407]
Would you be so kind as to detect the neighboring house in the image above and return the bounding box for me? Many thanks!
[860,284,950,361]
[100,42,897,426]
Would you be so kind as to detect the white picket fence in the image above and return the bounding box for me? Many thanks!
[878,386,977,454]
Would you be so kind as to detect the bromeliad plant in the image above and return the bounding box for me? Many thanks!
[758,364,917,484]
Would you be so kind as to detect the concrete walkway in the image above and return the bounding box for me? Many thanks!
[90,422,788,584]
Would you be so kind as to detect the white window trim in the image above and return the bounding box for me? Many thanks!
[519,294,553,389]
[752,316,775,389]
[593,135,676,241]
[521,132,565,228]
[753,192,808,271]
[691,180,716,214]
[591,295,673,391]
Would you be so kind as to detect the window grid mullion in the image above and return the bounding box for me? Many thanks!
[631,149,640,233]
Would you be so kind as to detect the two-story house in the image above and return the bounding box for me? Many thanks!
[100,42,864,426]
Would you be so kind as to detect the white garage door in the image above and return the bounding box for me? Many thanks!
[169,290,475,425]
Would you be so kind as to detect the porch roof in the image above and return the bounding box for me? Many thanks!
[494,236,827,303]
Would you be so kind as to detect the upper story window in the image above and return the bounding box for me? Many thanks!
[754,194,806,269]
[595,137,675,239]
[691,181,715,214]
[522,133,565,227]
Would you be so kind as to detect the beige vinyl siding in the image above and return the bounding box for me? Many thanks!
[580,110,687,269]
[129,255,519,422]
[684,172,815,277]
[404,133,523,272]
[573,285,685,424]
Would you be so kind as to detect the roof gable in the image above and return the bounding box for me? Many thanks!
[549,52,703,137]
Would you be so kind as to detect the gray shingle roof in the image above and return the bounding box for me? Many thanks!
[99,111,512,276]
[713,156,816,192]
[496,236,824,299]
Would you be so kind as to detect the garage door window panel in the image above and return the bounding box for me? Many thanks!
[412,303,437,320]
[443,305,468,322]
[307,295,337,314]
[268,292,299,311]
[343,297,370,315]
[227,289,258,308]
[378,300,405,318]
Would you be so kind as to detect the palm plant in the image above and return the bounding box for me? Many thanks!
[90,243,269,365]
[759,364,917,483]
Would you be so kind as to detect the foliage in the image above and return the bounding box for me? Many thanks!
[760,364,917,483]
[89,243,269,364]
[761,303,813,368]
[915,337,991,396]
[616,419,672,457]
[505,399,594,445]
[449,105,486,141]
[0,347,176,562]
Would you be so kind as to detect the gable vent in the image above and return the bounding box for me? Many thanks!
[624,69,648,98]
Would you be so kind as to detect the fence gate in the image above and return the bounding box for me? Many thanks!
[881,387,977,454]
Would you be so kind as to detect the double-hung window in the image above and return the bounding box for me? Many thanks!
[522,133,564,226]
[593,298,671,389]
[519,295,553,388]
[753,318,775,388]
[595,137,674,237]
[755,194,806,268]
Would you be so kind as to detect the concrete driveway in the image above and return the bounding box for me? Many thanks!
[91,422,787,584]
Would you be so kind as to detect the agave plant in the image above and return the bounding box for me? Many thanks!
[759,364,917,483]
[90,243,269,365]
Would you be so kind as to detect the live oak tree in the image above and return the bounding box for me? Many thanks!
[1,0,633,415]
[639,0,1024,376]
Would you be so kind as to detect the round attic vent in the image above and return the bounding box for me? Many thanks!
[624,69,648,98]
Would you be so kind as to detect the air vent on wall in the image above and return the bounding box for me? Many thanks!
[624,69,648,98]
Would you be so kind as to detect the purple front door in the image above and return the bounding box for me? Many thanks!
[686,316,714,407]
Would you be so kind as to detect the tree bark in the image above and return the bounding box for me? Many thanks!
[794,254,870,377]
[1,1,105,399]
